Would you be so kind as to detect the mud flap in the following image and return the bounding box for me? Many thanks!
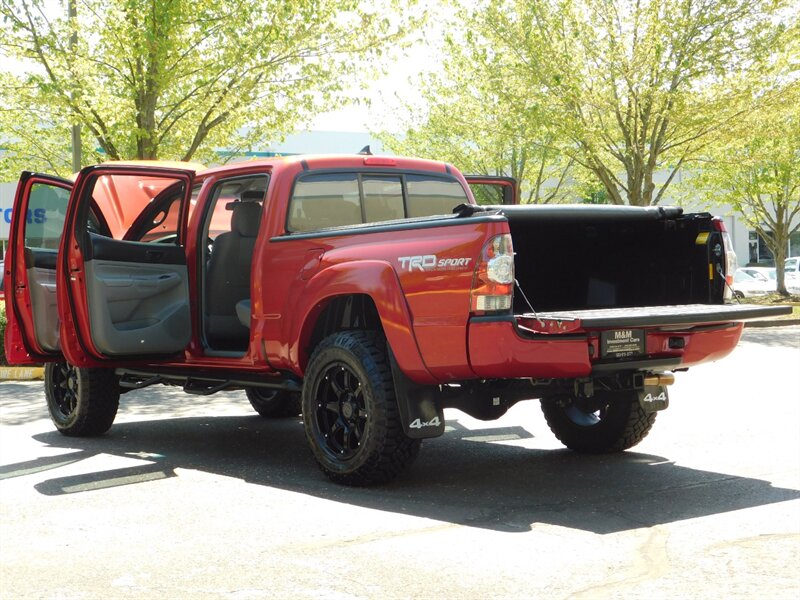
[638,385,669,413]
[388,351,445,439]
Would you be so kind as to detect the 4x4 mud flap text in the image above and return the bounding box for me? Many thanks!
[638,385,669,413]
[388,350,445,439]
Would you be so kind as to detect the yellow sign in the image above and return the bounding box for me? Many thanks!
[0,366,44,380]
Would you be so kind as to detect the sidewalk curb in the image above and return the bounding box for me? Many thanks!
[745,318,800,328]
[0,366,44,381]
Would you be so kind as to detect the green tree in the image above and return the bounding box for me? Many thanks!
[0,0,419,177]
[406,0,794,206]
[381,15,575,204]
[694,85,800,295]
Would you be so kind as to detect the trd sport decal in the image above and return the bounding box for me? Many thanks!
[398,255,472,271]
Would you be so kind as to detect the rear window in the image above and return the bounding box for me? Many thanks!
[287,172,469,233]
[406,175,469,217]
[363,176,405,222]
[288,174,362,231]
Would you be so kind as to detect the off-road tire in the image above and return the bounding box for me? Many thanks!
[302,330,420,486]
[245,388,301,418]
[540,391,656,453]
[45,362,120,437]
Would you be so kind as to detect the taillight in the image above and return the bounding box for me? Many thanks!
[712,217,737,300]
[470,234,514,314]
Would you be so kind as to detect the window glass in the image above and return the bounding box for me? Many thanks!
[24,184,71,250]
[406,176,469,217]
[790,231,800,257]
[750,230,774,263]
[288,174,361,232]
[469,183,505,206]
[363,176,404,223]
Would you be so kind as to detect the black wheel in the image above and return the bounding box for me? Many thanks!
[245,388,301,418]
[540,390,656,453]
[44,362,120,437]
[302,331,420,486]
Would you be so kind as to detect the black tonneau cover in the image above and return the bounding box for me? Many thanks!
[486,203,686,222]
[519,303,791,330]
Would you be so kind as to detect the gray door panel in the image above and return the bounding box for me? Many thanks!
[27,266,60,352]
[9,178,72,361]
[84,260,191,356]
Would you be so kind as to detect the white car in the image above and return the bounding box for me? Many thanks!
[740,264,800,294]
[785,257,800,276]
[739,267,777,291]
[732,269,773,298]
[785,258,800,292]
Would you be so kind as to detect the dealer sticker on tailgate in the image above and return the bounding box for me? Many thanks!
[600,329,645,358]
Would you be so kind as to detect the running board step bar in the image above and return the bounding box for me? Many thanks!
[116,368,302,394]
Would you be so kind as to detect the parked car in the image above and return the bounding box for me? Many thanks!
[739,266,776,284]
[733,269,773,298]
[744,261,800,294]
[785,257,800,289]
[742,263,800,294]
[0,260,4,301]
[738,267,777,294]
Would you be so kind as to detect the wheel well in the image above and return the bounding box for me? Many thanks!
[306,295,383,358]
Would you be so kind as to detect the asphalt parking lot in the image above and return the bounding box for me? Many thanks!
[1,326,799,599]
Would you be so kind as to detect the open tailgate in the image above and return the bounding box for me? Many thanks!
[517,303,792,334]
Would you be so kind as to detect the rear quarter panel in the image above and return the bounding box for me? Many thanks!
[257,216,508,383]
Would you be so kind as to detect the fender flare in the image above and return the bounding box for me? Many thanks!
[288,260,437,385]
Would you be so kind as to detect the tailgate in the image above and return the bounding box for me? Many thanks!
[517,303,792,333]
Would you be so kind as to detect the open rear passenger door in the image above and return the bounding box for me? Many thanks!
[465,176,519,205]
[58,165,195,367]
[4,173,76,364]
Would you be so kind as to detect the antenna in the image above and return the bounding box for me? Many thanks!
[358,145,373,155]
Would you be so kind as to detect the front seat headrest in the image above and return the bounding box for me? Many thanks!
[231,201,262,237]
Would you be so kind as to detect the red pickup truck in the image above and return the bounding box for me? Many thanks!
[3,155,789,485]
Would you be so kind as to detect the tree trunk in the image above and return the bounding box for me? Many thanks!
[774,235,789,296]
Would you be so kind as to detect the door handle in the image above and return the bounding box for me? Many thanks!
[145,249,165,260]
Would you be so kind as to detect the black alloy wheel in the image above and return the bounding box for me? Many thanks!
[313,362,368,460]
[302,330,420,485]
[44,362,120,436]
[49,361,80,420]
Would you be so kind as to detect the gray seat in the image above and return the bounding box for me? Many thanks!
[205,201,262,350]
[235,299,251,328]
